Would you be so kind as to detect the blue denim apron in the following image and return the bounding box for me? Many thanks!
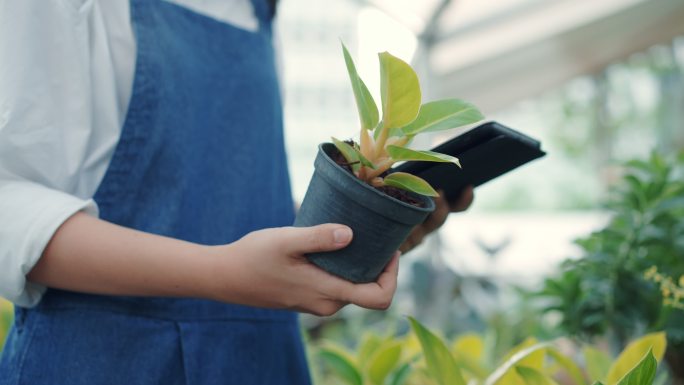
[0,0,311,384]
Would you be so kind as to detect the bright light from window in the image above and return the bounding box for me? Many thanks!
[357,7,418,103]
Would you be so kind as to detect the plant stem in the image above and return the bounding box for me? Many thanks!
[365,159,394,180]
[360,128,375,160]
[392,136,410,148]
[374,123,390,156]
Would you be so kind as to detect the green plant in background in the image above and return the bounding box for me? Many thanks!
[645,267,684,310]
[313,317,667,385]
[334,43,483,196]
[313,328,419,385]
[0,298,13,352]
[534,152,684,382]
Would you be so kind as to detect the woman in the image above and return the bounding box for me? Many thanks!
[0,0,473,384]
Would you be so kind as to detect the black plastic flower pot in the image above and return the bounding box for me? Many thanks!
[294,143,436,283]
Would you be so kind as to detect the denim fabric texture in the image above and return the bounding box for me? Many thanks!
[0,0,309,383]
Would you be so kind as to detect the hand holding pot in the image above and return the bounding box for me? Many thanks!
[215,224,400,316]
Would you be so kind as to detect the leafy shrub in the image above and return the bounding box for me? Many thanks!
[0,298,13,352]
[312,317,667,385]
[535,152,684,357]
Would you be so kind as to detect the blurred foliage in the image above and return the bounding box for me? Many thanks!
[645,267,684,310]
[311,316,668,385]
[0,298,13,353]
[534,152,684,373]
[483,39,684,211]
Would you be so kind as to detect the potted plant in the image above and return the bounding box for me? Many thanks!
[294,44,484,283]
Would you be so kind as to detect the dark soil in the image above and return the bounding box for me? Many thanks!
[328,143,425,208]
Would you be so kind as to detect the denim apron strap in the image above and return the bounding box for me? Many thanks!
[0,1,311,384]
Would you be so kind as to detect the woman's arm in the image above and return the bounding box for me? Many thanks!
[29,212,398,316]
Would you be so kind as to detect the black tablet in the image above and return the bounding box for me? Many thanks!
[393,121,546,200]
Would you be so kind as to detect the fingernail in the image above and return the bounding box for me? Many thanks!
[333,227,352,244]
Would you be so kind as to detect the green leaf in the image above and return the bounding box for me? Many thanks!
[605,332,666,385]
[547,348,588,385]
[332,137,360,172]
[484,342,550,385]
[592,382,605,385]
[388,361,413,385]
[408,317,467,385]
[400,99,484,135]
[452,334,488,379]
[368,341,403,385]
[384,172,439,197]
[342,42,379,131]
[318,346,363,385]
[387,145,461,168]
[379,52,421,129]
[358,333,383,367]
[503,338,546,370]
[356,149,377,169]
[452,334,484,361]
[515,366,559,385]
[583,346,612,382]
[615,349,657,385]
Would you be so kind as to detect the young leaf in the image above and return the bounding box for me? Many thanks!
[384,173,439,197]
[615,349,657,385]
[400,99,484,136]
[605,332,666,385]
[356,149,376,169]
[367,341,403,385]
[379,52,421,129]
[583,346,612,382]
[408,317,467,385]
[318,346,363,385]
[386,145,461,168]
[515,366,560,385]
[332,137,360,172]
[342,42,379,131]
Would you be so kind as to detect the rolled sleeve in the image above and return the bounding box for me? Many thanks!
[0,0,100,307]
[0,180,98,307]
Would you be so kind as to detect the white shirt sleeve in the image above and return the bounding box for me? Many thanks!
[0,0,269,308]
[0,0,100,307]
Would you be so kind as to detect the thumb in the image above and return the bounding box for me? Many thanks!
[280,224,353,254]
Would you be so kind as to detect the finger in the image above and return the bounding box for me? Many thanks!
[302,300,346,317]
[449,185,474,212]
[399,230,423,253]
[343,252,400,310]
[278,224,353,254]
[422,192,450,233]
[375,251,400,289]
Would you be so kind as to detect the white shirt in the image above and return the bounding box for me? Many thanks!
[0,0,265,307]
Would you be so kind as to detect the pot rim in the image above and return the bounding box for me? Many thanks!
[316,142,435,215]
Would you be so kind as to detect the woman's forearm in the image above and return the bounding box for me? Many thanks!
[27,211,400,315]
[28,211,220,299]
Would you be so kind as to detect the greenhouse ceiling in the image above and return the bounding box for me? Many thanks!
[360,0,684,113]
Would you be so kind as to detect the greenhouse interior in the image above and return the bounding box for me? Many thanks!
[1,0,684,383]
